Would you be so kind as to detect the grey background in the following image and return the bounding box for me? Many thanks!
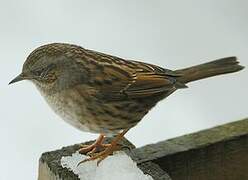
[1,0,247,179]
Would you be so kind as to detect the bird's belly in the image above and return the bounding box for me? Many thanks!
[38,88,149,135]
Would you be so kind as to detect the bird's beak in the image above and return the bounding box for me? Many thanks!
[9,73,27,85]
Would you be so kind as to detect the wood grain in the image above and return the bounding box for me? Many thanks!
[131,118,248,180]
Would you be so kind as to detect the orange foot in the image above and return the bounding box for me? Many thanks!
[78,129,129,166]
[79,134,110,156]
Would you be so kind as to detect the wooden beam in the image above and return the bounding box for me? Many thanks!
[131,118,248,180]
[38,138,171,180]
[39,118,248,180]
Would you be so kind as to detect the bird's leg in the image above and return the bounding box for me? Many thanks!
[78,129,129,166]
[79,134,111,155]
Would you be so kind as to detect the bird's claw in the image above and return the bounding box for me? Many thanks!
[77,143,121,166]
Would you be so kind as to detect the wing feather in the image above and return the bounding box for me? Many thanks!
[81,49,186,101]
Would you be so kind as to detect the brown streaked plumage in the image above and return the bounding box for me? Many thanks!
[9,43,244,164]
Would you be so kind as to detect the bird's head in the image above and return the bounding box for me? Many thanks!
[9,43,88,94]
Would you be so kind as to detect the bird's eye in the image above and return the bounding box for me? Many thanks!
[42,64,56,75]
[37,64,57,82]
[40,70,47,78]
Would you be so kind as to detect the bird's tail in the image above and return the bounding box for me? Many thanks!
[174,57,244,84]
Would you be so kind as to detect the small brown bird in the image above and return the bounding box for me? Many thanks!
[9,43,244,164]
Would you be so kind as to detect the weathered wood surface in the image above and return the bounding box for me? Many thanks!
[39,118,248,180]
[131,118,248,180]
[38,138,171,180]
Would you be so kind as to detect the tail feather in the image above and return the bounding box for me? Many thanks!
[175,57,244,84]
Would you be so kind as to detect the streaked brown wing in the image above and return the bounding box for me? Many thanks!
[83,49,186,101]
[123,72,177,96]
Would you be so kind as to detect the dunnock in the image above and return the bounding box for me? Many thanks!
[9,43,244,164]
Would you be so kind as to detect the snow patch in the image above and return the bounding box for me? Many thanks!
[61,151,153,180]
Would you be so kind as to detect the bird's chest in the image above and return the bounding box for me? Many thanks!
[40,89,97,133]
